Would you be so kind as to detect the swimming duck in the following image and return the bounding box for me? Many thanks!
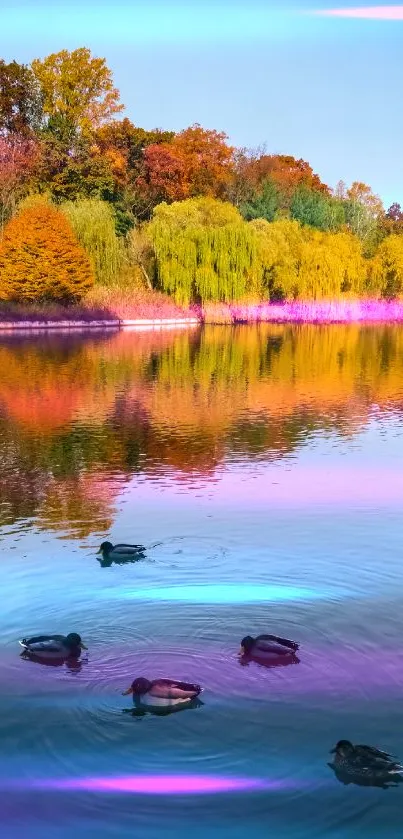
[329,740,403,782]
[19,633,87,659]
[122,678,202,712]
[97,542,146,566]
[239,634,299,661]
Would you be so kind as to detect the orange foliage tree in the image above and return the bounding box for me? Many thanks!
[137,124,234,210]
[238,153,330,208]
[0,204,94,301]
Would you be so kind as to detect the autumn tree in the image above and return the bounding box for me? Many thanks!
[94,118,174,183]
[243,154,330,206]
[171,125,234,197]
[0,204,94,301]
[137,144,187,209]
[369,235,403,298]
[37,132,117,203]
[31,48,124,135]
[0,135,39,232]
[378,203,403,238]
[250,218,365,301]
[137,125,234,214]
[344,181,383,253]
[0,60,43,137]
[92,119,176,228]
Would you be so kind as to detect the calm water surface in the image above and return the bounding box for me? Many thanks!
[1,324,403,838]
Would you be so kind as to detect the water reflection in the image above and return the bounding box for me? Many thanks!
[328,763,403,789]
[20,650,85,672]
[0,324,403,535]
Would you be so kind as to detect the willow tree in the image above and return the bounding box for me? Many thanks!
[369,235,403,298]
[250,218,305,300]
[297,228,366,299]
[146,197,264,304]
[251,218,366,301]
[62,199,124,285]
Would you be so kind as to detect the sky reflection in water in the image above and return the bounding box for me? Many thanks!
[1,325,403,838]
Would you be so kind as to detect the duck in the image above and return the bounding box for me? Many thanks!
[97,541,146,566]
[122,678,202,713]
[329,740,403,783]
[19,633,87,660]
[239,634,299,661]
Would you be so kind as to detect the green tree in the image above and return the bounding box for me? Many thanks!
[37,130,117,203]
[290,185,345,232]
[240,178,279,222]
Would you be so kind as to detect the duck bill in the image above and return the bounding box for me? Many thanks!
[238,646,245,656]
[329,748,336,754]
[96,548,102,555]
[80,643,88,650]
[122,686,133,696]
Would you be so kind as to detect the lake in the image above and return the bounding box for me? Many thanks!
[1,323,403,838]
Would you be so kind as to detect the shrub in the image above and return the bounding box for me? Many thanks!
[0,204,94,302]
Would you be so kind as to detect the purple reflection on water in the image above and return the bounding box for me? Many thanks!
[4,643,403,700]
[30,774,277,795]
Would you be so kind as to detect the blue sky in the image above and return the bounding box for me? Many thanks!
[1,1,402,207]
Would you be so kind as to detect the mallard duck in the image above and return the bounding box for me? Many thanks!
[122,678,202,711]
[329,740,403,782]
[19,633,87,659]
[97,541,146,566]
[239,634,299,660]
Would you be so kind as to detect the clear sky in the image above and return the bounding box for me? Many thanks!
[1,1,402,207]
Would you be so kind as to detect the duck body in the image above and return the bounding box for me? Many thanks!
[239,634,299,662]
[19,633,87,660]
[97,541,146,566]
[330,740,403,784]
[122,678,202,713]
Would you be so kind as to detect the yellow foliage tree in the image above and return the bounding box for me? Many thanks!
[369,235,403,298]
[31,48,123,134]
[0,204,95,301]
[251,219,366,300]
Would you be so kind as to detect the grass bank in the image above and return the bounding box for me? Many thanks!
[1,294,403,328]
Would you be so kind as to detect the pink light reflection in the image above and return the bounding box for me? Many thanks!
[42,774,273,795]
[131,464,403,507]
[315,6,403,20]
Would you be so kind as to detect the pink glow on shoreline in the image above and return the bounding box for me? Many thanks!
[315,6,403,20]
[222,299,403,324]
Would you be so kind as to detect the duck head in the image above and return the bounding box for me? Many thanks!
[97,541,113,557]
[122,677,152,697]
[65,633,87,651]
[330,740,354,757]
[239,636,255,656]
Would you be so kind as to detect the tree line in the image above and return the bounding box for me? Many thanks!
[1,47,403,305]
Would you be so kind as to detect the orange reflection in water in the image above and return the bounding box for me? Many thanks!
[0,324,402,534]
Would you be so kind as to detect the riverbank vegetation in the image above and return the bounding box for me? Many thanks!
[1,47,403,315]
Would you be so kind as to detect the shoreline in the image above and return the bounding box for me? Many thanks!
[1,300,403,330]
